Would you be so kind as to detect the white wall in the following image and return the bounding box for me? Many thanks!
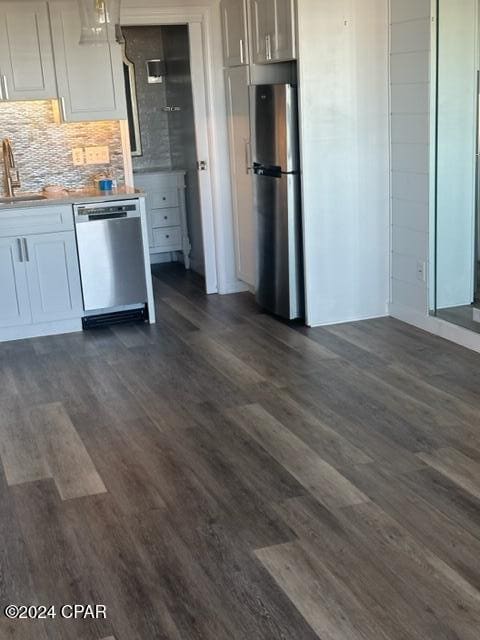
[389,0,431,315]
[297,0,390,327]
[436,0,477,309]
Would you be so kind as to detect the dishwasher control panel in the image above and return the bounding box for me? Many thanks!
[76,203,137,216]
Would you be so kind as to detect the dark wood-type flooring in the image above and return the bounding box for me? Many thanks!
[2,264,480,639]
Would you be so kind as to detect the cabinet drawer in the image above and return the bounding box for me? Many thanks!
[0,205,74,237]
[152,226,182,250]
[151,207,180,229]
[150,189,178,209]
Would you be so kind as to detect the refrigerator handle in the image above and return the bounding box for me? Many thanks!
[245,140,252,174]
[265,34,272,61]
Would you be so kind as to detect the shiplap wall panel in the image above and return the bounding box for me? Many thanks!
[390,0,431,314]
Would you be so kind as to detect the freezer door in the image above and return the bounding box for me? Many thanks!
[255,172,303,319]
[250,83,299,173]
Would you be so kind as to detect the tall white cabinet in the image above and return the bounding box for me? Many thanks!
[0,1,57,101]
[225,66,255,287]
[221,0,296,289]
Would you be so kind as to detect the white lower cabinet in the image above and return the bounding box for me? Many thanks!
[0,205,84,337]
[25,232,83,323]
[0,237,31,328]
[134,171,191,268]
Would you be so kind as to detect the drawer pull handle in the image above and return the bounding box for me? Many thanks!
[164,215,168,219]
[166,235,170,238]
[162,197,166,200]
[2,75,9,100]
[60,96,67,122]
[23,237,29,262]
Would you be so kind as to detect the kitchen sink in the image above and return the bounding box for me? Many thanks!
[0,194,47,205]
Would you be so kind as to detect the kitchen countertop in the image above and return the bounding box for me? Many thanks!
[0,186,144,210]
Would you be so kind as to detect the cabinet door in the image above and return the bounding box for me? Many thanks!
[272,0,295,62]
[250,0,275,64]
[49,1,126,121]
[0,237,31,328]
[25,231,83,323]
[221,0,249,67]
[250,0,295,64]
[0,2,57,101]
[225,66,256,286]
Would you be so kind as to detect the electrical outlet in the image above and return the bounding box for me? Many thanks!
[84,146,110,165]
[72,148,85,166]
[416,261,426,282]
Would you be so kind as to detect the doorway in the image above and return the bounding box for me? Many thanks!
[432,0,480,333]
[120,18,218,295]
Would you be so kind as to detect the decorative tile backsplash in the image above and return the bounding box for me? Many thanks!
[0,100,125,193]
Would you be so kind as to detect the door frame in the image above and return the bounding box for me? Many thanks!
[120,5,230,295]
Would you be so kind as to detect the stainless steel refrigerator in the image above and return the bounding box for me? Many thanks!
[250,83,304,320]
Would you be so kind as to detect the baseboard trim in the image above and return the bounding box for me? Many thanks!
[188,257,206,277]
[149,253,174,265]
[219,280,250,295]
[0,318,83,343]
[306,310,389,328]
[389,302,480,353]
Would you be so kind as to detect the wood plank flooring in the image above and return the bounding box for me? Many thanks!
[2,263,480,638]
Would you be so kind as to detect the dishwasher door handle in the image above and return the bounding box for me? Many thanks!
[87,212,128,221]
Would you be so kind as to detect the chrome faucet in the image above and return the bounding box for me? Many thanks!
[2,138,20,197]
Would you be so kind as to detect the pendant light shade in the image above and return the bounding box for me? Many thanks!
[78,0,121,45]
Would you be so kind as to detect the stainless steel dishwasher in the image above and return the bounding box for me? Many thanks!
[74,200,148,326]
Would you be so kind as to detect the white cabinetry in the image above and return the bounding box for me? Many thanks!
[26,232,83,323]
[0,237,31,328]
[225,66,255,286]
[250,0,296,64]
[0,1,126,119]
[220,0,295,288]
[0,1,57,101]
[134,171,191,268]
[221,0,249,67]
[49,1,126,121]
[0,205,83,336]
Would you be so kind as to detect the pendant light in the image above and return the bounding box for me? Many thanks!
[78,0,121,45]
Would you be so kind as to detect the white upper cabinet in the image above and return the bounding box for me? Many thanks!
[49,1,127,121]
[0,2,57,101]
[221,0,249,67]
[250,0,296,64]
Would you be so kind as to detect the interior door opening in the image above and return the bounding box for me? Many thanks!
[120,23,214,295]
